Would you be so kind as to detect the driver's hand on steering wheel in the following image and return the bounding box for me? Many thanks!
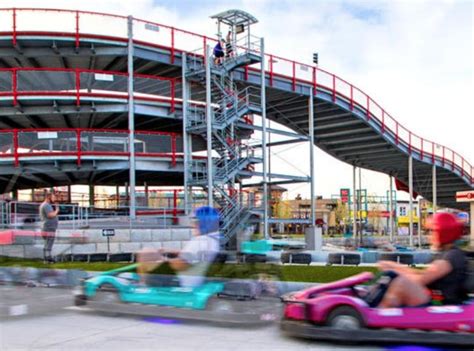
[378,260,396,271]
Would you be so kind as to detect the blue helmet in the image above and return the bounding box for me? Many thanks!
[194,206,220,235]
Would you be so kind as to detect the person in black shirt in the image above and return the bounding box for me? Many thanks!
[377,212,467,307]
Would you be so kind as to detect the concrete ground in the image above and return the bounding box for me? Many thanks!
[0,310,383,351]
[0,286,382,351]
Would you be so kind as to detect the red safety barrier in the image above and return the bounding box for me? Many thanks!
[0,128,181,167]
[0,67,177,109]
[0,230,86,245]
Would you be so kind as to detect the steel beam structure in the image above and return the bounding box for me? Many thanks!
[181,53,190,214]
[389,175,394,242]
[353,165,357,241]
[358,167,362,243]
[127,16,136,219]
[261,37,269,240]
[309,88,316,228]
[0,9,471,232]
[205,45,213,207]
[235,123,309,140]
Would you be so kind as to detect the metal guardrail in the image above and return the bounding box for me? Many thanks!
[0,128,181,167]
[0,67,177,110]
[0,8,468,182]
[0,200,195,229]
[0,201,88,230]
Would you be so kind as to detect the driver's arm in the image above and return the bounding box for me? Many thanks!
[413,259,452,286]
[378,260,421,275]
[166,239,198,272]
[167,256,190,271]
[379,259,452,285]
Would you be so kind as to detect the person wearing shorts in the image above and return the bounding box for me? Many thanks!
[39,191,59,263]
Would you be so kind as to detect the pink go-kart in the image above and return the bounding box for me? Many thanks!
[281,272,474,347]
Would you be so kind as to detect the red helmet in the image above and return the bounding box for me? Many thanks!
[427,212,463,245]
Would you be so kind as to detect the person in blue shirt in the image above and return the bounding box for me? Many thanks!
[213,39,225,65]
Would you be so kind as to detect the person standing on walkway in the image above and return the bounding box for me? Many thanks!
[39,190,59,263]
[225,31,233,58]
[213,39,225,65]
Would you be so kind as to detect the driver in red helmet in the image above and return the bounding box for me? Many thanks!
[376,212,467,307]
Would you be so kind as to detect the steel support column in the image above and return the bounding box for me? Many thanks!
[127,16,136,219]
[205,45,213,206]
[309,88,315,227]
[352,165,357,240]
[261,37,269,239]
[389,175,394,242]
[67,185,72,204]
[116,185,120,207]
[144,182,149,208]
[408,155,414,247]
[182,52,190,214]
[358,166,362,244]
[308,88,321,251]
[417,198,422,248]
[125,182,129,206]
[432,164,437,212]
[89,185,94,207]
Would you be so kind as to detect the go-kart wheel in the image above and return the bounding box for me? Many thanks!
[74,294,87,306]
[326,306,364,330]
[93,283,121,304]
[206,297,234,314]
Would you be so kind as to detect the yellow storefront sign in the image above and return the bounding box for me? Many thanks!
[398,215,419,224]
[348,210,368,218]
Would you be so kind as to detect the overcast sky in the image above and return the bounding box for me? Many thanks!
[4,0,473,200]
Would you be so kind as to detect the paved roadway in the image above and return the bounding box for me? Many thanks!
[0,286,383,351]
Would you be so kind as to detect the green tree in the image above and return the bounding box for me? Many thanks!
[274,199,292,219]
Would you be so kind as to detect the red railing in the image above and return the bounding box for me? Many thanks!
[0,8,471,183]
[0,128,181,167]
[0,67,177,110]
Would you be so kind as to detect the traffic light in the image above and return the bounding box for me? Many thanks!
[313,53,318,65]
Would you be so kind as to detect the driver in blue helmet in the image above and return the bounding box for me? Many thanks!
[137,206,221,288]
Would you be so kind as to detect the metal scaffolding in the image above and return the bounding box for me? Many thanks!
[1,8,471,245]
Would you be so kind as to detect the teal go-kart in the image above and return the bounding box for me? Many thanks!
[238,239,307,264]
[74,263,278,325]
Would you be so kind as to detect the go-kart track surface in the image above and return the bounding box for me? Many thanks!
[0,287,381,351]
[0,8,472,209]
